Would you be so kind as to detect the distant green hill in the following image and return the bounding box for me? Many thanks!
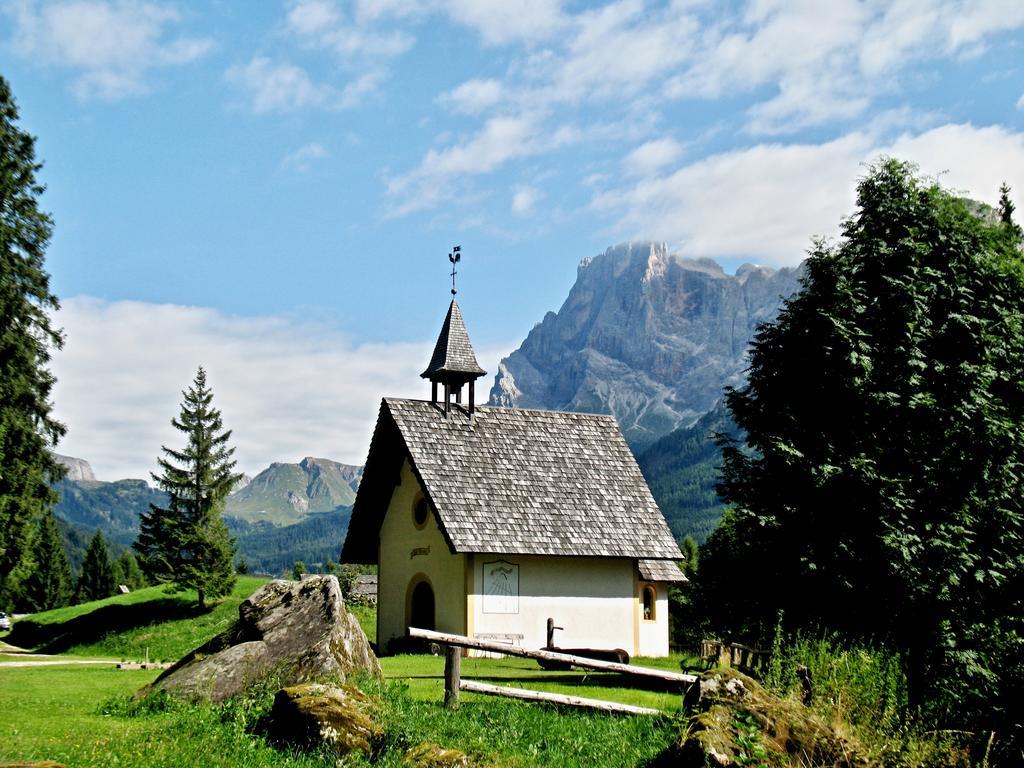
[637,401,739,544]
[53,477,166,549]
[226,457,361,525]
[228,508,352,575]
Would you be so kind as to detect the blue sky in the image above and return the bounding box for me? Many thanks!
[3,0,1024,480]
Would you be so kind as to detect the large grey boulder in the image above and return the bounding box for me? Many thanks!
[142,575,381,702]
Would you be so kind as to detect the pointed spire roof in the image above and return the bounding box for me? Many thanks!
[421,299,486,380]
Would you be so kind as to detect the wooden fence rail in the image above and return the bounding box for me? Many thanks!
[459,680,662,716]
[409,627,698,684]
[407,627,697,715]
[698,639,769,672]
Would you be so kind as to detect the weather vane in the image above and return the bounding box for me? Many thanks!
[449,245,461,296]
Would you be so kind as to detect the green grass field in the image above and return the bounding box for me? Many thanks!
[1,583,688,767]
[0,661,681,767]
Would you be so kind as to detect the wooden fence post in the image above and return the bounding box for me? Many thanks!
[796,664,812,706]
[444,645,461,708]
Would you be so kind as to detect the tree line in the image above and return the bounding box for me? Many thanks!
[0,75,239,616]
[680,160,1024,763]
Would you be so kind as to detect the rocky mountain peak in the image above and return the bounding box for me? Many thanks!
[54,453,97,482]
[489,241,802,448]
[227,457,363,526]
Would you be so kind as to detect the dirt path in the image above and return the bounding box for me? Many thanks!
[0,640,117,667]
[0,659,116,667]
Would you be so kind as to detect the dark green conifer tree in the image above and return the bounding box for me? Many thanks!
[112,551,146,591]
[23,510,72,611]
[136,367,240,609]
[0,76,66,607]
[76,529,115,603]
[998,182,1023,240]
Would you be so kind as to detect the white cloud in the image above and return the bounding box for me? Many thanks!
[286,0,413,59]
[349,0,565,44]
[224,0,406,114]
[226,57,329,113]
[886,123,1024,205]
[511,185,540,214]
[440,0,567,45]
[538,0,697,104]
[225,56,378,113]
[622,137,683,177]
[859,0,1024,76]
[593,123,1024,266]
[386,114,578,214]
[286,0,340,37]
[4,0,213,100]
[440,78,505,115]
[388,0,1024,215]
[49,298,510,481]
[281,142,330,172]
[665,0,1024,133]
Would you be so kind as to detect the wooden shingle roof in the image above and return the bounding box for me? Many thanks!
[342,398,683,562]
[420,300,486,379]
[638,559,687,583]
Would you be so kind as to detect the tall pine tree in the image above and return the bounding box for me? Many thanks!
[76,529,115,603]
[23,510,72,611]
[136,367,240,609]
[0,76,66,607]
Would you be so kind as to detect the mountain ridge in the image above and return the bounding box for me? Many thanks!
[488,241,801,449]
[50,453,361,574]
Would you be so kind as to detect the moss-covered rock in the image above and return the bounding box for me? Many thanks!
[656,668,874,767]
[142,575,382,702]
[265,682,381,756]
[403,741,472,767]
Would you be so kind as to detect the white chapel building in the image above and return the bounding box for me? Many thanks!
[341,298,685,657]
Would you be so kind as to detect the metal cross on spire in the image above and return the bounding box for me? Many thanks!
[449,245,461,296]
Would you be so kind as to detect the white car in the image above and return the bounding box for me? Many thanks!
[0,611,10,631]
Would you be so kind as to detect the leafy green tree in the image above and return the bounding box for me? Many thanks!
[136,367,240,609]
[23,510,72,611]
[700,160,1024,743]
[291,561,307,580]
[0,75,66,607]
[112,551,146,591]
[76,529,115,603]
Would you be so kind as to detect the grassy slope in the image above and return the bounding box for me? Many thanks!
[6,576,267,660]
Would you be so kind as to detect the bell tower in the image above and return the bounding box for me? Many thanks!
[421,247,486,414]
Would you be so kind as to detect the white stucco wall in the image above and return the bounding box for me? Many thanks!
[377,460,466,651]
[469,554,645,654]
[636,580,670,658]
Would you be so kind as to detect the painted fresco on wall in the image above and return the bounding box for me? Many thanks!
[482,560,519,614]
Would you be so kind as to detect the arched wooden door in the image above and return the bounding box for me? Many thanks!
[408,579,435,632]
